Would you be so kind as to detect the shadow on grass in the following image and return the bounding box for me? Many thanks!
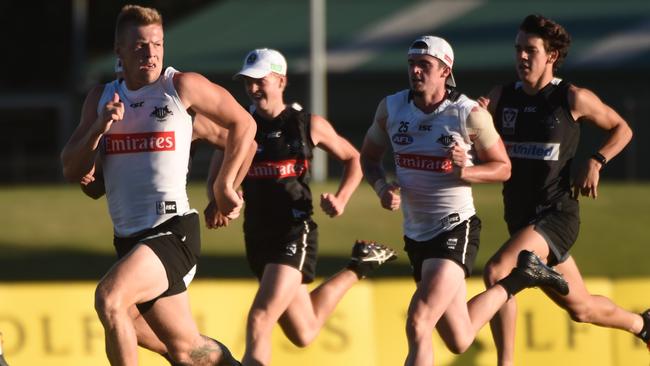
[0,244,411,281]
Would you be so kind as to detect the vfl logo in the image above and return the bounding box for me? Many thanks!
[156,201,177,215]
[150,105,173,121]
[130,101,144,108]
[392,133,413,145]
[266,131,282,138]
[524,106,537,113]
[398,121,410,133]
[502,107,518,134]
[418,124,432,131]
[436,134,455,147]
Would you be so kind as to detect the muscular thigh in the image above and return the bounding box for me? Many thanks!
[542,256,589,308]
[412,259,466,317]
[489,225,551,270]
[142,291,200,349]
[113,212,201,313]
[98,243,169,305]
[435,281,470,342]
[254,263,304,309]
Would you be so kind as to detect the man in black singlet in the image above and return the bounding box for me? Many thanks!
[205,48,397,366]
[479,14,648,365]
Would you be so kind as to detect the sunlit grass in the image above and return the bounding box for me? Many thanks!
[0,181,648,277]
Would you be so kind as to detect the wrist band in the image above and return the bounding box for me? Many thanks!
[591,152,607,166]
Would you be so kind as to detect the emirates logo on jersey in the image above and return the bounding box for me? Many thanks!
[247,159,309,179]
[104,132,175,154]
[394,153,452,173]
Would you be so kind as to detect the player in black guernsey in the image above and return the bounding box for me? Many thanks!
[205,48,397,366]
[480,15,648,365]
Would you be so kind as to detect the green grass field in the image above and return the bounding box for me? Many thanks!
[0,181,648,279]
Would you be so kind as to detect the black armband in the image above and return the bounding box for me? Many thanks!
[591,152,607,166]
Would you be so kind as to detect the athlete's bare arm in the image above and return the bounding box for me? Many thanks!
[61,85,121,182]
[192,114,228,148]
[174,72,256,218]
[310,114,362,217]
[569,85,633,199]
[204,150,229,228]
[80,157,105,199]
[360,98,401,211]
[452,107,511,183]
[204,143,255,228]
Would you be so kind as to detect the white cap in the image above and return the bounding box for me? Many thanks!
[233,48,287,80]
[408,36,456,87]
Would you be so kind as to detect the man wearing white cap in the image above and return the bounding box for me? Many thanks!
[205,48,397,366]
[360,36,570,365]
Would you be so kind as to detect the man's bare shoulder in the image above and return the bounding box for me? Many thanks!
[172,71,200,88]
[567,84,601,112]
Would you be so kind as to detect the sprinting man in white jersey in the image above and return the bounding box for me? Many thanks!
[60,5,255,366]
[77,113,254,365]
[360,35,570,366]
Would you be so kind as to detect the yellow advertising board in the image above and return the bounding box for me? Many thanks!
[0,278,647,365]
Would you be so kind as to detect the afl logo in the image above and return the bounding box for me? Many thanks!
[392,133,413,145]
[246,53,257,64]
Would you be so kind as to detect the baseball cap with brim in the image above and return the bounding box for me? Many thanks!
[233,48,287,80]
[408,36,456,87]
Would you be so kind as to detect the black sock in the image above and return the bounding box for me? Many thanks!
[497,268,533,296]
[208,337,241,366]
[162,352,182,366]
[346,263,365,280]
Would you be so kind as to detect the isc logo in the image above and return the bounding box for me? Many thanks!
[156,201,177,215]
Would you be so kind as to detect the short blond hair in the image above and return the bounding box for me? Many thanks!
[114,5,163,45]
